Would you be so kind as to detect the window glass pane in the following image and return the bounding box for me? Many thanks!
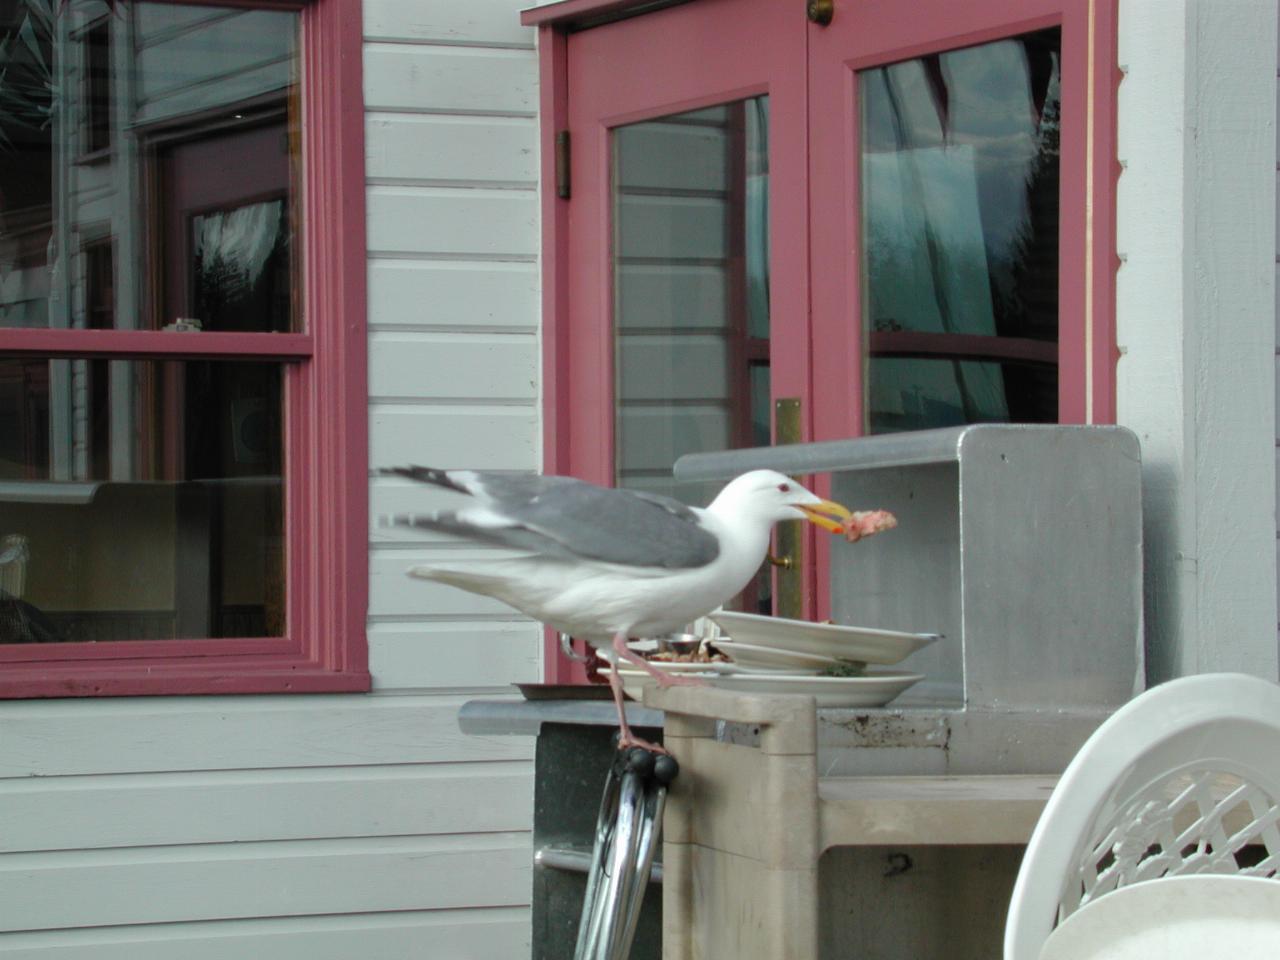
[860,28,1060,433]
[0,0,300,333]
[612,96,770,509]
[0,357,285,642]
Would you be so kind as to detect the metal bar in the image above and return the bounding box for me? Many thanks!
[575,762,622,959]
[618,783,667,949]
[598,770,646,959]
[536,845,664,883]
[673,425,969,480]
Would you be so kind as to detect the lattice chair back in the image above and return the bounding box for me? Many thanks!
[1004,673,1280,960]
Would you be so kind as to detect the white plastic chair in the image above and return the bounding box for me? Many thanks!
[1004,673,1280,960]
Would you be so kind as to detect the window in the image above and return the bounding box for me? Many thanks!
[0,0,368,696]
[80,15,111,157]
[527,0,1116,664]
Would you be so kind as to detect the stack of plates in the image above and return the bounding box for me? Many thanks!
[704,610,940,707]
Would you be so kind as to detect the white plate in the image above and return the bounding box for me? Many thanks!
[716,640,862,674]
[708,671,924,708]
[627,660,730,675]
[601,665,725,701]
[709,610,939,665]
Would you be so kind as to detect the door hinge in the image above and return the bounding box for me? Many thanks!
[555,130,571,199]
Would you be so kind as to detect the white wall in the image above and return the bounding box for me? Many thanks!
[1116,0,1279,682]
[0,2,543,957]
[363,0,542,695]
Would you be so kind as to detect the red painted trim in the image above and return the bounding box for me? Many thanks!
[0,0,369,698]
[539,26,571,483]
[0,329,313,359]
[293,0,370,688]
[535,25,579,684]
[0,638,293,663]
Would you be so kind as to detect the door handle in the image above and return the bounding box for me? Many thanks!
[806,0,833,26]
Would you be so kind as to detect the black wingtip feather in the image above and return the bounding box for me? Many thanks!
[375,466,467,493]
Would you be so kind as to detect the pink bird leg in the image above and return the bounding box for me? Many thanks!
[606,631,705,753]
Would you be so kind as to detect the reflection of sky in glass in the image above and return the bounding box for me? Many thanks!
[862,29,1060,433]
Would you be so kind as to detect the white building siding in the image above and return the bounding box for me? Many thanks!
[1116,0,1279,683]
[0,1,541,957]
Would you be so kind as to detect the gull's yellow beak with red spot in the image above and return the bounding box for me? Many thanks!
[797,499,854,535]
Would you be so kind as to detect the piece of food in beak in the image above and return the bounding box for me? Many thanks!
[797,499,855,534]
[841,509,897,543]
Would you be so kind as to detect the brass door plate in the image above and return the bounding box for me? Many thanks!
[774,397,803,619]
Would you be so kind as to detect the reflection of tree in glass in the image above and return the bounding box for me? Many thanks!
[998,43,1060,345]
[864,29,1062,430]
[0,0,56,152]
[192,199,289,332]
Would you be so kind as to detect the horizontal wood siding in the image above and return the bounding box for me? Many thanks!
[0,2,541,957]
[360,2,541,954]
[0,908,530,959]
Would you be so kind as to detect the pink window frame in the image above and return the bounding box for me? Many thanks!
[0,0,370,698]
[526,0,1117,682]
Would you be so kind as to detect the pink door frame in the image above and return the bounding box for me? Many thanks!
[527,0,1117,681]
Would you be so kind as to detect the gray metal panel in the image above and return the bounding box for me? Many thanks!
[674,426,971,481]
[956,426,1143,710]
[459,698,666,737]
[829,463,964,705]
[675,425,1143,718]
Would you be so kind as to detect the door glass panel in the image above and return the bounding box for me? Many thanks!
[860,28,1060,433]
[612,96,770,509]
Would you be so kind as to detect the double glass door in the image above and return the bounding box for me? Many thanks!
[563,0,1093,617]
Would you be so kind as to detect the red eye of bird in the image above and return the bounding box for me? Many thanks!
[777,483,791,492]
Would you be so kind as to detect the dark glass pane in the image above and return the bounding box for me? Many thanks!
[861,28,1060,432]
[192,199,291,333]
[868,356,1056,433]
[612,96,770,509]
[0,1,299,333]
[0,357,285,643]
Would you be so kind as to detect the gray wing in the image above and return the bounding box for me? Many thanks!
[384,467,720,569]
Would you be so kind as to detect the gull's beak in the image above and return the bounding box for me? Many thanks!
[797,499,854,535]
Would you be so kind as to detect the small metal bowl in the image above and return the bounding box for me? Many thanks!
[657,633,703,657]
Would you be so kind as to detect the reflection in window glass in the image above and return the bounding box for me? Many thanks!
[193,199,291,333]
[612,97,771,613]
[861,28,1060,433]
[0,0,299,333]
[0,358,284,643]
[0,1,298,645]
[612,97,770,509]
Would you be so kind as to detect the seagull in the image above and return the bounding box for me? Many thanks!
[381,467,874,751]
